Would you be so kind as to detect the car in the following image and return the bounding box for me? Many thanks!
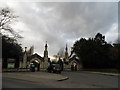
[47,64,62,74]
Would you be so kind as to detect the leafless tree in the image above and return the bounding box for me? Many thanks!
[53,55,58,58]
[57,47,64,58]
[0,7,22,38]
[52,47,64,60]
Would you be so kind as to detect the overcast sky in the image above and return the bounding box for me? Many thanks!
[0,1,118,57]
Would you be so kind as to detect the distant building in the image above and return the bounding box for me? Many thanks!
[63,44,83,71]
[19,42,50,71]
[19,42,82,71]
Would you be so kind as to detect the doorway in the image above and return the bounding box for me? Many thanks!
[71,62,78,71]
[30,60,40,71]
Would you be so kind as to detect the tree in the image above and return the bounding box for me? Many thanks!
[0,7,23,69]
[0,7,22,38]
[72,33,117,69]
[111,43,119,68]
[57,47,64,58]
[94,33,106,45]
[2,35,23,68]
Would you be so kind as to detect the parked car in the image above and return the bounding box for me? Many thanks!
[47,64,62,74]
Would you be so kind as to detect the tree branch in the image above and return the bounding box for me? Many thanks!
[0,7,22,38]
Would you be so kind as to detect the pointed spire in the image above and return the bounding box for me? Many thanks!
[25,47,27,52]
[64,44,69,62]
[44,41,48,59]
[66,44,68,51]
[45,41,47,47]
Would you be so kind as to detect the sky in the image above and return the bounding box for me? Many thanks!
[0,1,118,58]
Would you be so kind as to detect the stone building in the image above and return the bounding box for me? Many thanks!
[19,42,82,71]
[19,42,50,71]
[63,44,83,71]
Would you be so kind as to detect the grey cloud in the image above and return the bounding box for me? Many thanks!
[37,2,117,37]
[1,2,118,56]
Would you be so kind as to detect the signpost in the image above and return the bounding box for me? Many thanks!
[7,58,15,69]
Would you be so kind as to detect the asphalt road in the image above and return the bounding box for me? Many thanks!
[2,71,119,88]
[2,77,51,88]
[61,71,119,88]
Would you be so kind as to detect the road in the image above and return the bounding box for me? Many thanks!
[3,77,50,88]
[61,71,119,88]
[2,71,119,88]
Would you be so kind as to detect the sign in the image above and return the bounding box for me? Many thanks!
[7,58,15,69]
[7,63,15,69]
[7,58,15,63]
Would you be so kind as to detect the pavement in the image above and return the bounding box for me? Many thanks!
[2,72,69,82]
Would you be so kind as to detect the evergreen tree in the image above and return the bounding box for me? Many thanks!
[72,33,118,69]
[2,35,23,68]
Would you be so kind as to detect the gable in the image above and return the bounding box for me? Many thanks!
[69,55,80,63]
[27,53,44,62]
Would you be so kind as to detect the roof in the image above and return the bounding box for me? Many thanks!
[27,53,44,61]
[69,55,80,63]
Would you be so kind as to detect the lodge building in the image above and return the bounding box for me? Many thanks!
[19,42,82,71]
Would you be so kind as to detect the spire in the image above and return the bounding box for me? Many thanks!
[64,44,69,62]
[65,44,68,55]
[65,44,68,51]
[44,41,48,58]
[45,41,48,48]
[25,47,27,52]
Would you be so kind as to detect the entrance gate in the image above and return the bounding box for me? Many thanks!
[30,58,41,71]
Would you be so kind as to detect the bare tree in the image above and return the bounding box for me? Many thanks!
[57,47,64,58]
[0,7,22,38]
[53,55,58,58]
[52,47,64,60]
